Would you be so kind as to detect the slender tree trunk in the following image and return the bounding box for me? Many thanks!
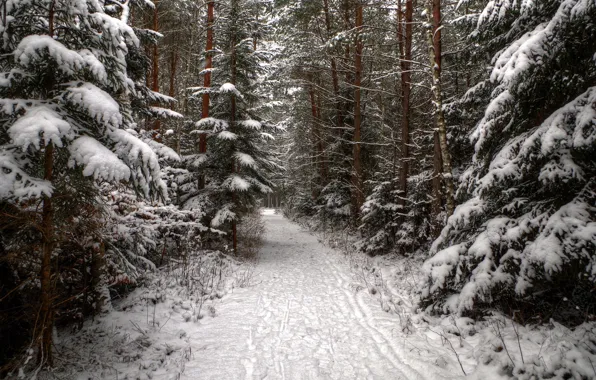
[322,0,343,135]
[38,2,56,366]
[398,0,412,209]
[316,92,329,188]
[39,143,54,367]
[308,82,327,187]
[431,0,444,232]
[308,79,319,198]
[178,8,198,157]
[431,131,443,234]
[352,1,364,218]
[167,48,179,158]
[168,49,178,99]
[230,8,238,255]
[316,89,326,179]
[198,0,214,189]
[343,0,352,85]
[253,8,259,50]
[426,0,455,216]
[89,242,106,315]
[151,0,161,141]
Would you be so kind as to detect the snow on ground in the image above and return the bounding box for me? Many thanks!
[43,210,596,379]
[316,224,596,380]
[178,211,458,379]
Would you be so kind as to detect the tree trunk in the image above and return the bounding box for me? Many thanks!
[343,0,352,85]
[230,7,238,255]
[198,0,214,189]
[352,2,364,218]
[426,0,455,217]
[308,80,327,189]
[431,131,443,234]
[398,0,412,209]
[316,90,327,181]
[253,7,259,50]
[431,0,444,232]
[38,2,56,366]
[322,0,344,136]
[168,49,178,99]
[151,0,161,142]
[90,242,106,315]
[38,143,55,367]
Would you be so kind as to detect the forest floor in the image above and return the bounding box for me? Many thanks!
[43,210,596,380]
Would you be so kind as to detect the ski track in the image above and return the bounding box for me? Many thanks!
[182,213,435,380]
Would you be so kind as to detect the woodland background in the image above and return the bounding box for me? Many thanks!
[0,0,594,375]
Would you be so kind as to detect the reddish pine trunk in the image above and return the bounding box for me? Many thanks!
[433,0,442,66]
[398,0,413,208]
[351,2,364,218]
[426,0,455,217]
[198,1,214,189]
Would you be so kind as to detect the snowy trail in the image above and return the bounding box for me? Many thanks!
[182,212,443,380]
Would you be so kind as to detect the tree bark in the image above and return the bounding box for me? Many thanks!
[168,49,178,99]
[398,0,412,209]
[322,0,343,136]
[431,0,444,232]
[308,81,327,187]
[230,6,238,255]
[253,7,259,50]
[38,1,56,366]
[151,0,161,141]
[352,1,364,218]
[89,242,106,315]
[198,0,214,189]
[38,142,55,367]
[426,0,455,217]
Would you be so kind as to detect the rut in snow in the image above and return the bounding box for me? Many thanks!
[182,212,445,380]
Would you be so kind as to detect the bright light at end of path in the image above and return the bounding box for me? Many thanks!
[261,208,277,215]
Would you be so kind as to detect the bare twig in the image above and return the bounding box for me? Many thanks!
[429,328,467,375]
[511,312,524,365]
[491,319,515,367]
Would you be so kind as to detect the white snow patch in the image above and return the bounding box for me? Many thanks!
[8,106,73,149]
[15,35,84,75]
[68,136,131,182]
[234,152,257,168]
[64,82,122,128]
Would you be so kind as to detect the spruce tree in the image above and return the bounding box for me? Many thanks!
[421,0,596,320]
[0,0,170,364]
[187,0,279,253]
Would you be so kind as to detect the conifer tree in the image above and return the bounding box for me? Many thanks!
[188,0,279,253]
[421,0,596,318]
[0,0,170,364]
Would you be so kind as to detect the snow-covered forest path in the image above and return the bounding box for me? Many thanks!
[183,211,444,380]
